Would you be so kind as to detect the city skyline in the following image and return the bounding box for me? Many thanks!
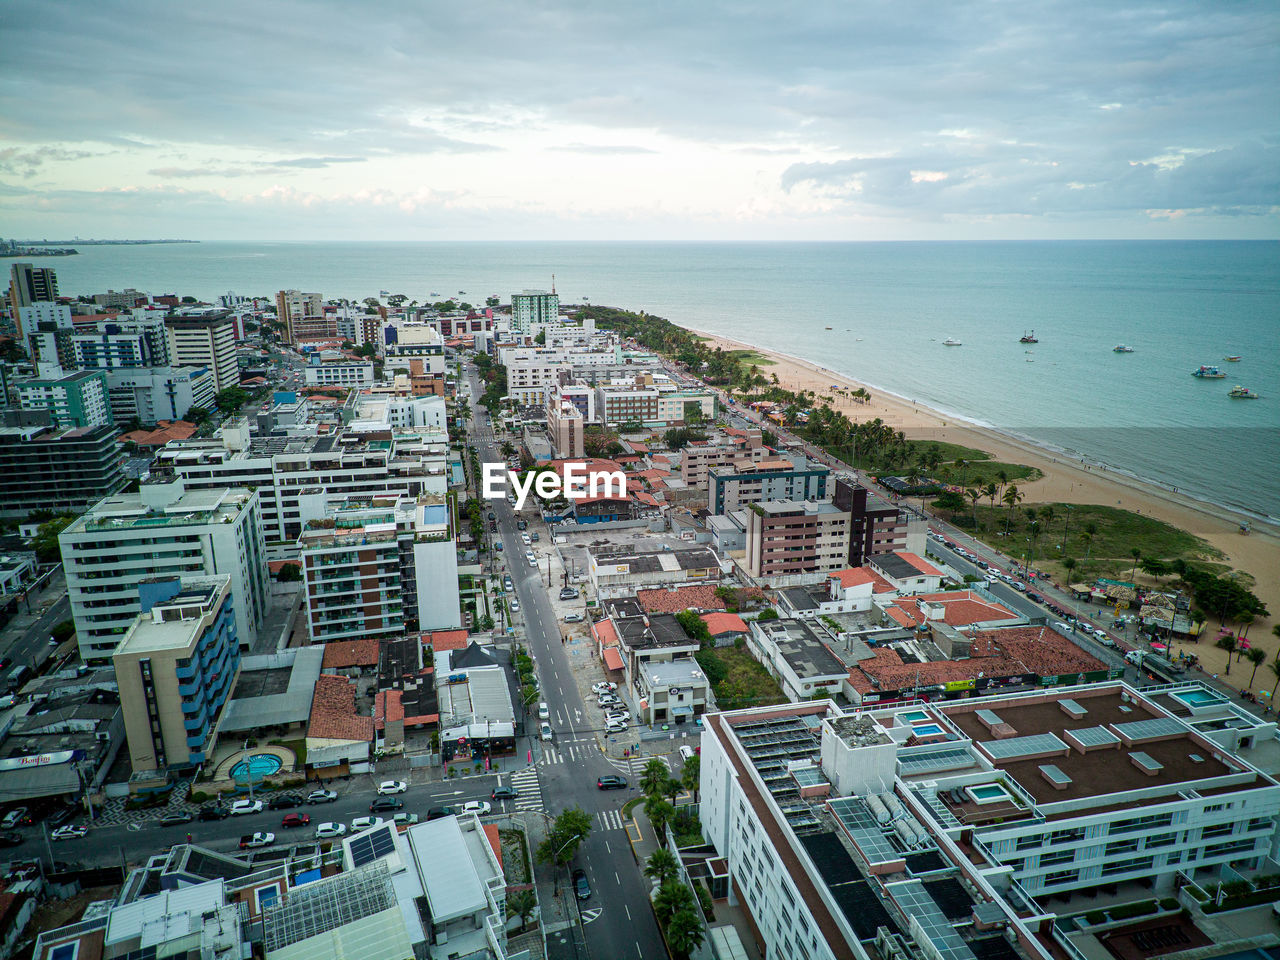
[1,0,1276,241]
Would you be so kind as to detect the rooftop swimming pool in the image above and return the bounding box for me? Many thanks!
[901,710,931,724]
[1172,688,1227,708]
[966,783,1012,805]
[912,723,945,737]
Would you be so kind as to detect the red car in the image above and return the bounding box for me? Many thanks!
[281,813,310,828]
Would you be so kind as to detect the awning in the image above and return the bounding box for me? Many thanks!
[603,648,625,672]
[671,705,694,718]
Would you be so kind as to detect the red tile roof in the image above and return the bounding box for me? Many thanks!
[592,618,620,648]
[307,675,374,742]
[603,647,625,671]
[483,824,503,868]
[701,612,748,636]
[321,638,380,669]
[636,584,726,614]
[119,420,197,448]
[891,591,1018,627]
[426,629,469,652]
[829,567,896,593]
[894,551,944,577]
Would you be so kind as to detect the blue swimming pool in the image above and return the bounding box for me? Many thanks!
[231,754,283,781]
[968,784,1011,804]
[901,710,931,724]
[1172,688,1225,708]
[913,723,945,737]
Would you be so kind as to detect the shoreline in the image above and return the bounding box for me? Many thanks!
[683,325,1279,653]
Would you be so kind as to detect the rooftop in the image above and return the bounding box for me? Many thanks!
[307,674,374,742]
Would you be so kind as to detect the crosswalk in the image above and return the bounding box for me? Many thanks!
[507,767,544,812]
[539,742,597,765]
[595,808,628,831]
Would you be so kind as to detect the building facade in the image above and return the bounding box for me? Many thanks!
[276,290,325,344]
[709,458,830,515]
[510,289,559,335]
[17,370,113,427]
[106,365,216,424]
[835,478,909,566]
[303,360,374,386]
[113,575,241,775]
[745,499,851,578]
[60,476,269,660]
[0,414,126,516]
[165,312,238,391]
[6,262,58,339]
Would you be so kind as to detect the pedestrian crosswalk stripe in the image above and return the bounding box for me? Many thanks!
[594,809,626,831]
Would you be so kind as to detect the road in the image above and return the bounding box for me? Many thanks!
[466,369,668,960]
[1,585,70,679]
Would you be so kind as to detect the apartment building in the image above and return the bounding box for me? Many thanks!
[511,288,559,334]
[6,262,58,338]
[59,475,269,660]
[384,322,446,366]
[747,616,850,701]
[0,413,126,516]
[276,289,326,344]
[153,424,443,550]
[597,382,660,427]
[106,365,216,423]
[165,312,238,391]
[745,499,851,579]
[681,433,766,486]
[708,456,830,514]
[16,369,113,427]
[835,478,909,565]
[92,287,148,309]
[18,300,73,351]
[113,575,241,775]
[656,389,716,425]
[500,346,619,406]
[303,359,374,386]
[545,392,585,457]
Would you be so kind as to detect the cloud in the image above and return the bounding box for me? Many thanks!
[147,156,370,179]
[552,143,658,155]
[0,146,101,177]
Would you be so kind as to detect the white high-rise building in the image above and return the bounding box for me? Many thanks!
[59,476,269,660]
[510,289,559,335]
[165,312,238,392]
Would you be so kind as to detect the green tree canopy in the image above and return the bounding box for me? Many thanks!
[535,806,592,867]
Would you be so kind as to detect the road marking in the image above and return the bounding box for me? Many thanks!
[582,908,603,924]
[625,904,631,921]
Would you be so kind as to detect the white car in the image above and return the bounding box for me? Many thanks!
[604,710,632,724]
[315,822,347,839]
[461,801,492,816]
[526,553,537,568]
[564,613,583,623]
[540,722,553,741]
[392,813,420,826]
[230,799,265,816]
[597,695,620,708]
[305,789,338,804]
[511,600,520,613]
[241,832,275,848]
[350,816,385,831]
[377,780,407,795]
[591,682,618,695]
[521,533,531,545]
[605,720,629,733]
[51,825,87,841]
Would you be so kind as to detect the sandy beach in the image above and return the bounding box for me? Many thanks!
[688,328,1280,688]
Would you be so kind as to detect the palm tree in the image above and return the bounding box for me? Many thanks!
[1027,520,1042,570]
[966,488,982,528]
[983,481,999,511]
[1216,634,1238,674]
[1080,522,1099,567]
[1129,548,1142,582]
[1062,557,1077,585]
[1246,647,1267,688]
[641,758,669,799]
[1039,504,1056,527]
[1001,485,1023,536]
[667,907,707,956]
[508,889,537,930]
[654,880,697,923]
[645,848,679,887]
[1269,650,1280,702]
[645,795,677,839]
[681,755,701,802]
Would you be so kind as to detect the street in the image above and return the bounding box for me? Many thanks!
[466,369,668,960]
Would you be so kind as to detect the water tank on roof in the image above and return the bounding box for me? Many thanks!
[866,794,890,824]
[881,793,904,820]
[895,819,920,848]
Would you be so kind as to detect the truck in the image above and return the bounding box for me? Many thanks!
[239,832,275,849]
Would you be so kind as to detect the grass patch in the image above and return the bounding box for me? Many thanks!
[943,460,1041,486]
[623,796,643,819]
[696,646,787,711]
[726,348,776,367]
[962,502,1221,583]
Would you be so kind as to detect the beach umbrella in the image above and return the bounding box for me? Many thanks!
[1151,643,1168,651]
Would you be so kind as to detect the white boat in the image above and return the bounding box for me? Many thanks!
[943,338,962,346]
[1113,345,1134,353]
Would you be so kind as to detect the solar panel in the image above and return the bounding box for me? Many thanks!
[1112,717,1185,742]
[980,732,1068,761]
[1039,764,1072,786]
[348,825,397,868]
[1129,751,1164,773]
[898,746,979,776]
[889,879,977,960]
[975,709,1003,726]
[1066,725,1119,748]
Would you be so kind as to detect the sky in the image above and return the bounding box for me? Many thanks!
[1,0,1277,241]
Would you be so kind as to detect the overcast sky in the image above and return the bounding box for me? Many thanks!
[1,0,1276,241]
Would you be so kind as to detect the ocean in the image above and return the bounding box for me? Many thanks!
[22,240,1280,520]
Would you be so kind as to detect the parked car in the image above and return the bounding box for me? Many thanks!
[564,613,583,623]
[540,722,553,741]
[597,776,628,790]
[0,832,23,848]
[573,868,591,900]
[281,813,310,828]
[392,813,420,826]
[305,789,338,805]
[604,710,631,724]
[461,801,491,816]
[51,825,87,841]
[370,797,404,813]
[239,832,275,849]
[491,786,519,801]
[426,807,456,821]
[521,533,531,545]
[605,720,629,733]
[591,682,617,695]
[538,702,550,720]
[267,794,300,810]
[559,588,578,600]
[1,808,29,829]
[47,806,78,828]
[159,812,194,827]
[315,822,347,839]
[198,805,229,821]
[377,780,408,795]
[511,600,520,613]
[230,799,265,816]
[350,816,384,831]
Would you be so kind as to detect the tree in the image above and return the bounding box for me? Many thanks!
[32,515,74,563]
[275,562,302,582]
[983,481,999,511]
[675,610,713,649]
[535,806,592,867]
[931,490,966,518]
[1269,649,1280,701]
[1130,548,1142,581]
[1246,647,1267,688]
[1080,522,1099,567]
[51,619,76,643]
[645,848,679,887]
[214,386,251,416]
[756,608,779,621]
[185,405,211,423]
[667,907,706,956]
[508,888,536,930]
[681,755,701,802]
[1062,557,1077,583]
[966,488,982,527]
[653,880,696,924]
[1001,484,1023,536]
[1216,634,1238,674]
[641,759,670,799]
[534,329,546,345]
[645,795,677,838]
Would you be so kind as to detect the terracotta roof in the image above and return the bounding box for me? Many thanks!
[119,420,197,447]
[603,647,625,671]
[483,824,503,868]
[829,567,896,594]
[426,629,469,652]
[322,637,380,669]
[268,560,299,575]
[892,591,1019,627]
[636,583,726,614]
[634,492,661,507]
[701,612,748,636]
[307,674,374,742]
[374,689,403,729]
[592,618,620,648]
[886,606,918,628]
[636,468,671,480]
[894,551,944,577]
[629,441,650,453]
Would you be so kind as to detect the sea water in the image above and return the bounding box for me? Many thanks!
[27,240,1280,520]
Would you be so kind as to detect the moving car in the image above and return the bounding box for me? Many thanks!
[538,702,550,720]
[370,797,404,813]
[597,776,628,790]
[350,816,384,831]
[392,813,420,826]
[267,794,300,810]
[230,799,265,816]
[461,801,491,816]
[1,808,28,829]
[377,780,408,795]
[426,807,456,821]
[159,812,194,827]
[281,813,310,828]
[239,832,274,849]
[51,825,87,841]
[573,868,591,900]
[491,786,519,801]
[305,789,338,805]
[0,832,23,848]
[198,805,229,821]
[315,822,347,839]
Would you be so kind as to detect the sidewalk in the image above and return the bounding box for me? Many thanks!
[0,571,67,646]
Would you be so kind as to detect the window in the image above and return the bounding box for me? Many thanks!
[1101,856,1152,877]
[1040,849,1075,867]
[1049,827,1086,845]
[256,884,281,911]
[1016,834,1042,851]
[1106,838,1140,856]
[1110,813,1172,835]
[1044,870,1077,887]
[1145,832,1176,849]
[1201,822,1235,840]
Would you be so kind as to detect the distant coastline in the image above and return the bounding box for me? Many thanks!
[5,239,199,246]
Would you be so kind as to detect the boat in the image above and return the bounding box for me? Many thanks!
[1113,345,1134,353]
[1228,385,1260,399]
[1224,356,1242,362]
[1192,365,1225,379]
[825,326,832,330]
[943,338,962,346]
[1019,330,1038,343]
